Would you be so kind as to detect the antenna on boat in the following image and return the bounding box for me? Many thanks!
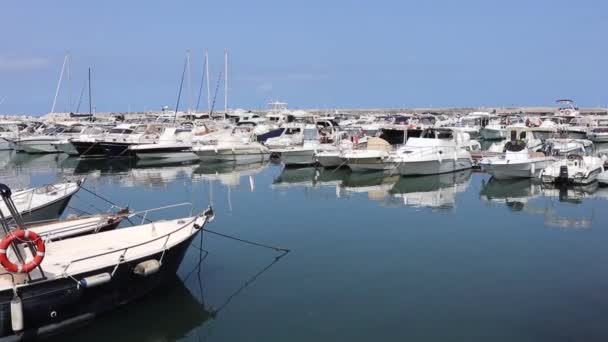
[224,48,228,115]
[51,53,69,113]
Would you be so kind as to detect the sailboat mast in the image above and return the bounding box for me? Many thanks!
[186,49,192,114]
[224,48,228,115]
[206,49,211,115]
[51,54,69,113]
[67,53,72,113]
[88,68,92,115]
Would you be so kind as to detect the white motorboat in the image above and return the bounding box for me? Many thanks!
[486,126,544,154]
[587,119,608,143]
[543,138,593,156]
[264,124,304,149]
[479,115,525,140]
[272,123,338,166]
[480,144,556,179]
[12,125,64,154]
[391,128,474,176]
[447,112,491,139]
[530,116,569,140]
[71,124,164,158]
[0,179,82,222]
[540,154,604,185]
[192,128,269,163]
[0,200,213,340]
[129,127,198,162]
[344,137,394,172]
[0,122,22,150]
[52,125,108,155]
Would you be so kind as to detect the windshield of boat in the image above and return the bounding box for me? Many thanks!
[109,128,134,134]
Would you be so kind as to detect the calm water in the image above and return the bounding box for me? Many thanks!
[2,151,608,342]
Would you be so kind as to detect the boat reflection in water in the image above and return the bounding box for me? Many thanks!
[194,161,268,189]
[480,177,542,211]
[272,167,473,209]
[339,171,400,200]
[60,276,212,342]
[60,157,198,188]
[481,176,600,229]
[272,167,348,190]
[390,169,472,209]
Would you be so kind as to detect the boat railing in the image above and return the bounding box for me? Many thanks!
[128,202,194,225]
[60,207,212,282]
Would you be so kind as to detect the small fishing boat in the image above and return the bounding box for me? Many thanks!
[0,192,214,340]
[540,154,604,185]
[480,143,556,179]
[0,180,82,223]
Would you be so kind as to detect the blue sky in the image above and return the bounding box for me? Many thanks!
[1,0,607,114]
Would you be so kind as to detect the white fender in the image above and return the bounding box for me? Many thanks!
[11,296,23,332]
[80,273,112,288]
[134,260,161,276]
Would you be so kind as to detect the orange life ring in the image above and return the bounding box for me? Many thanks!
[0,229,45,273]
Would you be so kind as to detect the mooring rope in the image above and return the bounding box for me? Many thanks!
[203,228,290,253]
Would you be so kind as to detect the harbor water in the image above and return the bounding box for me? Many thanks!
[2,151,608,341]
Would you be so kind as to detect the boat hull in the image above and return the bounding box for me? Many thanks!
[52,142,78,155]
[541,167,603,185]
[18,194,74,223]
[316,155,344,168]
[481,159,555,179]
[279,150,316,166]
[397,158,472,176]
[16,141,59,154]
[71,141,107,158]
[0,233,197,341]
[347,157,393,172]
[195,148,269,164]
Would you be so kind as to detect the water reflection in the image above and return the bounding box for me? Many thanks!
[480,176,602,229]
[194,162,268,188]
[272,167,473,209]
[390,169,472,209]
[56,276,212,342]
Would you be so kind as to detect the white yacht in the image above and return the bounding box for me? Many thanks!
[486,126,543,154]
[12,125,68,154]
[480,145,556,179]
[129,127,198,162]
[272,125,327,166]
[0,122,22,150]
[391,128,474,176]
[192,128,269,163]
[344,137,394,172]
[540,155,604,185]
